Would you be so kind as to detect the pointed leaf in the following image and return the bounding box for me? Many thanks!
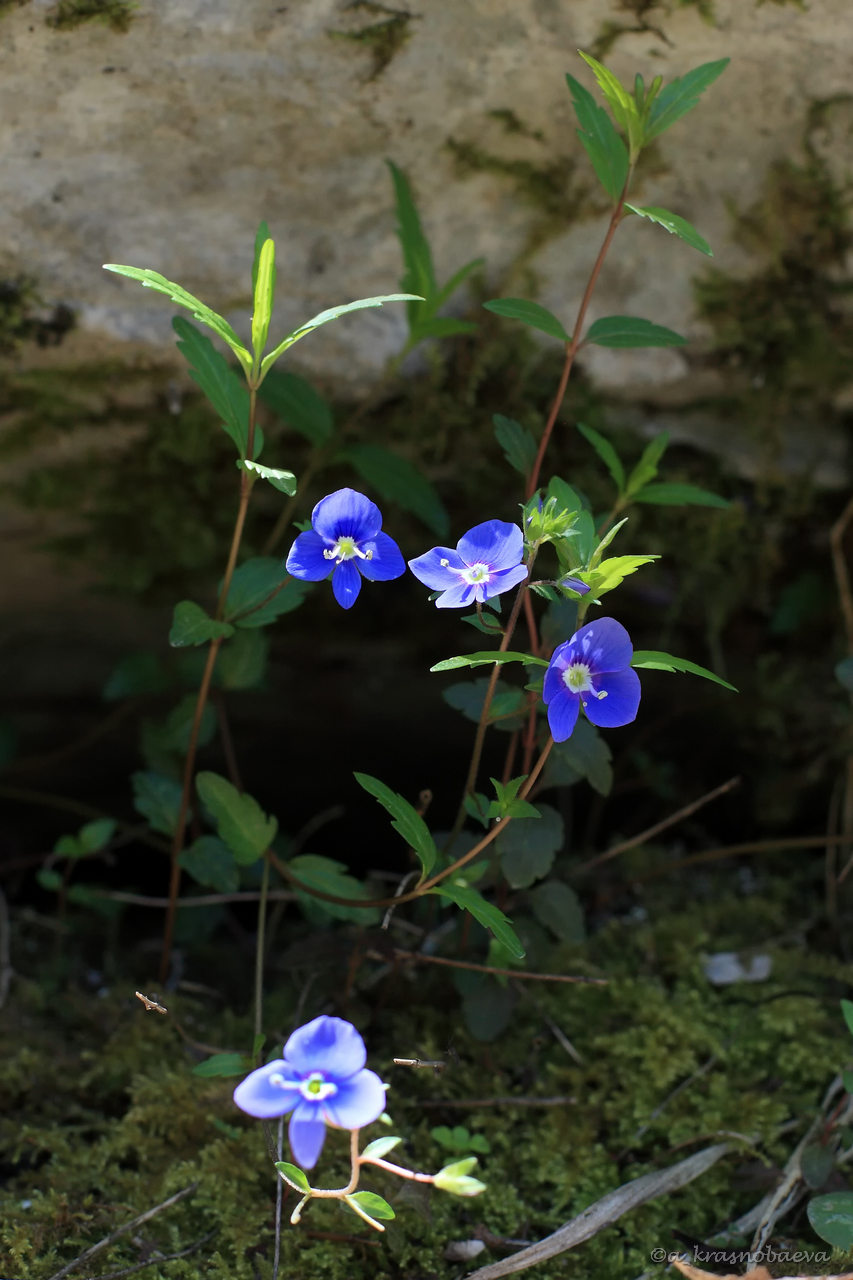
[586,554,658,595]
[362,1136,402,1160]
[645,59,730,143]
[576,422,625,491]
[77,818,118,854]
[493,414,537,476]
[585,315,686,348]
[431,650,547,673]
[169,600,235,647]
[251,238,276,359]
[409,316,477,342]
[577,51,636,133]
[251,221,270,293]
[259,294,422,379]
[565,72,629,201]
[289,854,380,925]
[193,1052,249,1078]
[354,772,437,876]
[431,256,485,312]
[386,160,436,309]
[172,317,254,456]
[842,998,853,1038]
[103,264,250,370]
[258,369,335,446]
[341,442,449,537]
[625,432,669,495]
[483,297,569,342]
[431,881,525,958]
[625,204,712,256]
[132,771,185,836]
[496,803,564,889]
[179,836,239,893]
[275,1162,312,1194]
[222,558,308,627]
[237,458,297,496]
[633,481,729,508]
[196,771,277,865]
[345,1191,396,1220]
[631,649,737,692]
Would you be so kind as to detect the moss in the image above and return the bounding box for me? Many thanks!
[45,0,136,32]
[328,2,415,80]
[446,136,585,226]
[0,276,74,354]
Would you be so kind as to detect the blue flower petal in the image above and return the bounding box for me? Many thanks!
[233,1060,300,1118]
[359,532,406,582]
[323,1068,387,1130]
[570,617,633,674]
[408,547,466,591]
[289,1101,327,1168]
[436,580,477,609]
[484,562,529,599]
[582,667,641,728]
[546,689,581,742]
[285,531,333,582]
[561,576,590,596]
[284,1016,367,1078]
[332,560,362,609]
[312,488,382,543]
[543,642,571,704]
[457,520,523,572]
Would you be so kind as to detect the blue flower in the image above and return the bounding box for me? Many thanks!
[285,488,405,609]
[233,1015,387,1168]
[408,519,528,609]
[543,617,641,742]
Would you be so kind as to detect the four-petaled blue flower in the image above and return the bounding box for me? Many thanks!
[286,488,405,610]
[543,617,641,742]
[408,519,528,609]
[233,1015,387,1168]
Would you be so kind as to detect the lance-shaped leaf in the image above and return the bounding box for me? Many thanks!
[493,414,537,476]
[169,600,235,647]
[431,881,525,958]
[431,650,547,673]
[259,294,422,380]
[625,431,669,495]
[196,771,277,865]
[645,58,730,144]
[251,237,276,361]
[354,772,437,876]
[576,422,625,491]
[259,369,335,446]
[632,649,737,692]
[251,221,270,293]
[237,458,297,495]
[585,554,658,595]
[172,318,257,457]
[275,1162,311,1194]
[566,72,629,202]
[585,315,686,348]
[222,557,307,627]
[624,204,712,256]
[387,160,436,318]
[483,297,569,342]
[577,51,642,155]
[341,442,449,537]
[103,263,251,374]
[633,481,729,508]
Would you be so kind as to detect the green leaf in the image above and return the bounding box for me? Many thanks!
[430,256,485,313]
[576,422,625,492]
[223,558,308,627]
[843,1069,853,1094]
[632,649,738,692]
[835,658,853,693]
[289,854,380,925]
[251,237,276,360]
[633,481,729,508]
[172,317,255,456]
[565,72,629,201]
[132,771,185,836]
[259,294,422,380]
[216,628,269,691]
[493,414,537,476]
[345,1191,396,1221]
[842,998,853,1038]
[77,818,117,854]
[431,650,547,673]
[196,771,277,865]
[192,1052,250,1078]
[251,221,270,293]
[103,651,171,700]
[258,369,335,446]
[624,204,712,256]
[275,1162,311,1194]
[163,694,216,754]
[585,315,686,348]
[104,264,251,371]
[169,601,234,648]
[577,51,636,135]
[237,458,297,496]
[625,432,669,495]
[586,554,658,595]
[341,443,449,538]
[483,297,569,342]
[431,881,525,958]
[542,718,612,796]
[362,1136,402,1160]
[496,803,564,889]
[801,1143,835,1190]
[409,315,477,343]
[179,835,239,894]
[645,59,730,144]
[53,834,82,858]
[528,880,586,942]
[807,1191,853,1250]
[387,160,436,316]
[354,772,437,877]
[38,868,63,892]
[433,1157,486,1196]
[443,678,526,730]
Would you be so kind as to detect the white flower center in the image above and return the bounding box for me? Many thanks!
[269,1070,338,1102]
[324,535,372,565]
[460,562,490,585]
[562,661,607,702]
